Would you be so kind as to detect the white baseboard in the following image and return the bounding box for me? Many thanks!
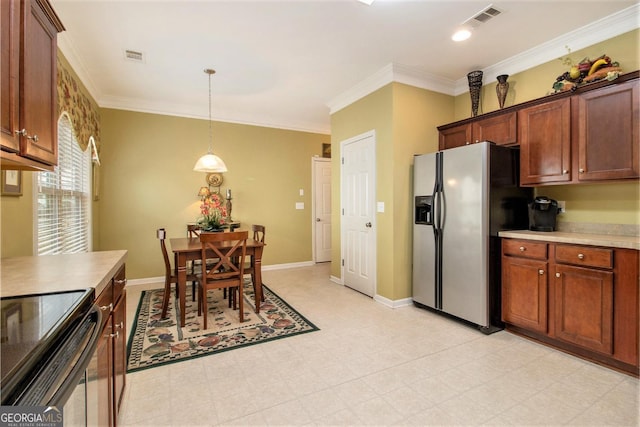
[374,294,414,309]
[330,275,343,285]
[126,261,316,288]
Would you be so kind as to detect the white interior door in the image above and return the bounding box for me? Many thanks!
[312,157,331,263]
[341,131,376,297]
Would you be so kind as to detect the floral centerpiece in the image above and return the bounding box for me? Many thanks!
[197,193,227,231]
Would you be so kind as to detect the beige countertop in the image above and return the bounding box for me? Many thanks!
[1,250,128,298]
[499,230,640,250]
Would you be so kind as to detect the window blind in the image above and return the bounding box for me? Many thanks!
[36,114,91,255]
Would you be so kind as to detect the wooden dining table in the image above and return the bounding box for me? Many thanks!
[169,235,265,327]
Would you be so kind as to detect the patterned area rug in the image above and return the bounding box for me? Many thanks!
[126,280,319,372]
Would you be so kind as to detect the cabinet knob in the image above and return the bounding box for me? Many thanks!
[579,168,585,173]
[109,331,119,339]
[115,279,127,285]
[475,140,479,143]
[116,321,124,329]
[15,129,27,137]
[27,134,39,142]
[562,170,569,175]
[556,272,561,278]
[465,141,470,145]
[519,246,526,252]
[577,253,584,260]
[539,269,544,275]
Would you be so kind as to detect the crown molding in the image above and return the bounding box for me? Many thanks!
[330,3,640,110]
[99,96,330,135]
[454,3,640,95]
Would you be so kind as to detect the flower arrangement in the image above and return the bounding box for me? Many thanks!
[197,193,227,231]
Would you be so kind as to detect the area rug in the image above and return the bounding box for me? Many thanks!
[126,280,319,373]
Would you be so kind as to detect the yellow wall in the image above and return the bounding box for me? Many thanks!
[330,83,452,299]
[330,29,639,302]
[99,109,328,279]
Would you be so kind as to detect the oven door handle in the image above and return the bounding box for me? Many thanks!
[49,304,102,407]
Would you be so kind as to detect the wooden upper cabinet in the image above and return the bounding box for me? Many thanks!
[439,123,472,150]
[575,79,639,181]
[1,0,21,153]
[472,111,517,146]
[439,111,517,150]
[0,0,64,171]
[518,98,572,186]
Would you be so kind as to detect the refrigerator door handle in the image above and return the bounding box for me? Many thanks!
[439,191,446,230]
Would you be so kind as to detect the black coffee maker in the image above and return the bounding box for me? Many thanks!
[528,196,560,232]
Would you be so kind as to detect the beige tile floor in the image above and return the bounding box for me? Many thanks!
[120,263,639,426]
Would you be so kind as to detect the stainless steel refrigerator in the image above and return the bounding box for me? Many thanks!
[412,141,531,334]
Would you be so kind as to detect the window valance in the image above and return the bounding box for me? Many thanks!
[56,57,101,153]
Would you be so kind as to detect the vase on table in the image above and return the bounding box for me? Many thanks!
[496,74,509,109]
[467,70,483,117]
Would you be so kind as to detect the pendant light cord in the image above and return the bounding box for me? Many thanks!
[205,68,216,154]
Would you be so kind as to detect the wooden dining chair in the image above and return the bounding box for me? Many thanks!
[186,224,202,301]
[157,228,199,319]
[197,230,248,329]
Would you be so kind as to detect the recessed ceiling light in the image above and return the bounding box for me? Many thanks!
[358,0,375,5]
[452,29,472,42]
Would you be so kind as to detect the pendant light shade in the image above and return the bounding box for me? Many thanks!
[194,68,228,173]
[194,153,227,172]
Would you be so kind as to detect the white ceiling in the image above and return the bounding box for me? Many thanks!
[52,0,639,135]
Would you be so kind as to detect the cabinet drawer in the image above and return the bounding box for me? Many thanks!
[503,239,547,259]
[555,245,613,269]
[113,265,126,304]
[95,286,113,329]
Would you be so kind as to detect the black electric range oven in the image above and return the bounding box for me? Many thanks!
[0,289,101,424]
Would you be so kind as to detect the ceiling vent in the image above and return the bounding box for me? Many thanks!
[124,49,144,63]
[463,4,502,28]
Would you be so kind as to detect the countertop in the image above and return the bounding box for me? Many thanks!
[499,230,640,250]
[1,250,128,298]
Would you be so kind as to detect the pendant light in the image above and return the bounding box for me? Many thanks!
[193,68,228,172]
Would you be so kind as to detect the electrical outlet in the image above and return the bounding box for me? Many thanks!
[557,200,566,213]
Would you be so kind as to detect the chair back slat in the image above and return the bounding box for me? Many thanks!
[252,224,265,243]
[199,231,248,284]
[187,224,201,238]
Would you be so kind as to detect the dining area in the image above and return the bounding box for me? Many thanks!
[157,223,266,329]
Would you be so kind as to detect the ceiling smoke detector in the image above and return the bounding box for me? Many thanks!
[124,49,144,62]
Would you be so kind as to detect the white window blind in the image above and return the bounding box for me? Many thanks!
[36,114,91,255]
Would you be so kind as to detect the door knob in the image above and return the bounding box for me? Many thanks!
[365,222,372,228]
[316,218,321,222]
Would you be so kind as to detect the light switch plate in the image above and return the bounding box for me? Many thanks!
[299,189,304,196]
[377,202,384,213]
[295,202,304,210]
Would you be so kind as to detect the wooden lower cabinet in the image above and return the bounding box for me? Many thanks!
[95,264,127,426]
[502,256,548,333]
[553,264,613,354]
[502,239,639,375]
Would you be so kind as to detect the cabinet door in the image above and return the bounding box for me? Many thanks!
[519,98,571,185]
[112,291,127,422]
[576,80,639,181]
[20,0,59,165]
[0,0,20,152]
[439,123,471,150]
[97,319,114,427]
[502,256,548,333]
[553,265,613,355]
[472,112,517,146]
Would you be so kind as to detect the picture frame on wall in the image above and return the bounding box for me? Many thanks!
[1,170,22,196]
